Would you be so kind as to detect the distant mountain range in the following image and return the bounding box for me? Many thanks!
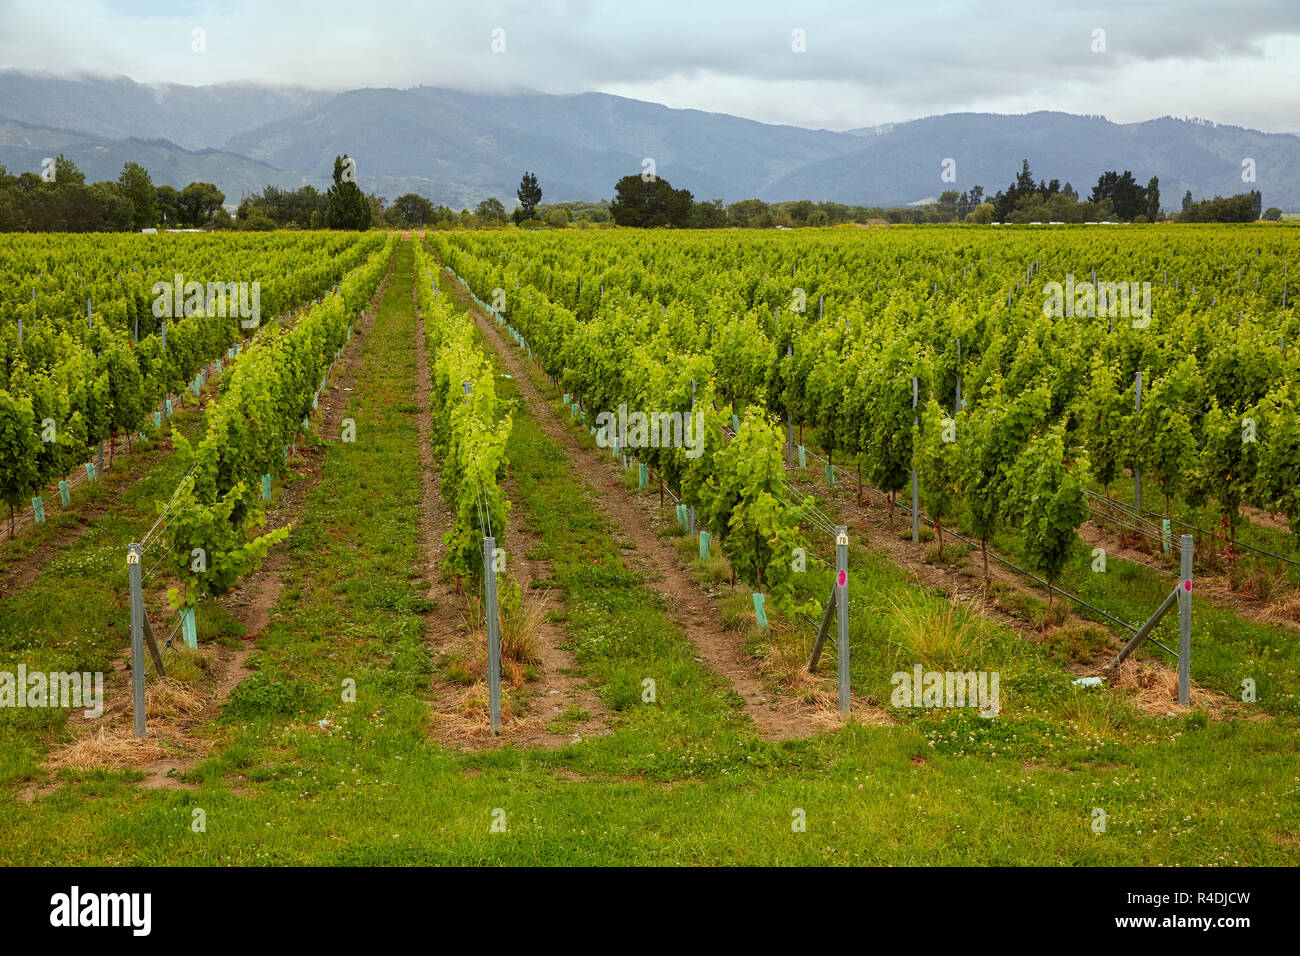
[0,118,303,197]
[2,71,1298,211]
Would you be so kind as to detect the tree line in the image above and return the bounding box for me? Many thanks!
[982,159,1273,223]
[0,156,225,231]
[0,154,1286,233]
[603,173,980,228]
[0,152,454,233]
[606,163,1284,228]
[235,156,446,230]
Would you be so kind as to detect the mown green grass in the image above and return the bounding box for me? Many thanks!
[1,239,1296,866]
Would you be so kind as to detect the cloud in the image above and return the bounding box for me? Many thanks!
[0,0,1296,132]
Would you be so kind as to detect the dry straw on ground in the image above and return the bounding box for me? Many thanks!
[52,726,170,770]
[1265,596,1300,624]
[145,678,207,719]
[48,678,204,771]
[772,687,894,731]
[1108,658,1224,715]
[428,680,551,744]
[754,622,894,729]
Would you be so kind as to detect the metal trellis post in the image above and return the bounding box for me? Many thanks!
[1134,371,1143,512]
[836,525,850,720]
[128,543,146,738]
[1178,533,1192,706]
[483,535,502,735]
[911,376,919,544]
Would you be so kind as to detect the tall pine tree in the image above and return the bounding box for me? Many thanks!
[515,171,542,221]
[325,155,371,230]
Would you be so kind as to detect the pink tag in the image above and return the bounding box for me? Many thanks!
[1184,580,1191,591]
[837,571,847,587]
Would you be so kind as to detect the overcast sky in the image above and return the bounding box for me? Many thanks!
[1,0,1297,133]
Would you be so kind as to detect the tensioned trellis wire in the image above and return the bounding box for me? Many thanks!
[794,440,1145,635]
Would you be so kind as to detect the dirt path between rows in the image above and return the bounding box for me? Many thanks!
[191,258,396,755]
[488,470,611,746]
[1240,503,1294,534]
[3,453,159,598]
[0,391,212,598]
[441,270,823,741]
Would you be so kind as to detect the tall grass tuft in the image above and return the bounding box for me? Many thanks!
[887,593,992,672]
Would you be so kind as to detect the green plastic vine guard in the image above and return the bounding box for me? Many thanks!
[58,481,70,506]
[752,594,768,629]
[699,531,710,560]
[181,607,197,649]
[261,474,272,500]
[826,463,835,486]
